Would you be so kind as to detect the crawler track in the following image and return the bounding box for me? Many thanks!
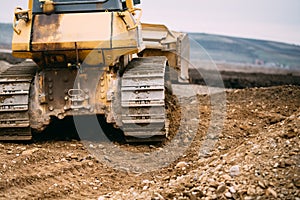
[120,57,168,142]
[0,62,36,140]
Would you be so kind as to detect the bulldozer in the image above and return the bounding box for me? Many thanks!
[0,0,189,142]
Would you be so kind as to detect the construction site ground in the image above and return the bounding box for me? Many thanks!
[0,59,299,200]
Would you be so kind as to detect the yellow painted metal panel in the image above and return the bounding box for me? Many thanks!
[112,12,138,48]
[32,12,112,50]
[12,17,32,53]
[103,48,137,65]
[12,51,33,59]
[84,49,104,66]
[28,0,33,10]
[77,41,111,49]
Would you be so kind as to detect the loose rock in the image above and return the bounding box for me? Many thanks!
[175,161,188,170]
[266,188,277,198]
[230,165,240,177]
[216,184,227,194]
[21,148,39,156]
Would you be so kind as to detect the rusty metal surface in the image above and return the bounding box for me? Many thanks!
[0,62,36,140]
[29,12,139,67]
[31,12,111,51]
[28,64,117,132]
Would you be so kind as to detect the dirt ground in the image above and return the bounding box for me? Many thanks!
[0,85,299,200]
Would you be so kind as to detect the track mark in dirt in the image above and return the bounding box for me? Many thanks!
[0,85,299,199]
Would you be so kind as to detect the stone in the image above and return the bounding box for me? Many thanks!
[216,184,226,194]
[185,183,194,189]
[222,174,232,181]
[230,165,240,177]
[21,148,39,156]
[258,181,266,189]
[153,192,164,200]
[293,178,300,188]
[7,151,13,154]
[278,160,286,168]
[183,191,196,200]
[142,179,150,185]
[247,187,256,196]
[178,197,187,200]
[273,163,279,168]
[190,188,204,198]
[209,181,219,188]
[229,186,236,194]
[281,131,297,139]
[176,161,188,169]
[142,185,148,190]
[206,190,213,197]
[225,192,232,198]
[71,155,79,160]
[266,188,277,198]
[256,187,265,196]
[285,160,295,166]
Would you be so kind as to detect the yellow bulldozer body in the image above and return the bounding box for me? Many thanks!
[1,0,190,141]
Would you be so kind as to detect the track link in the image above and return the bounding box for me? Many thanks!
[121,57,168,142]
[0,62,36,140]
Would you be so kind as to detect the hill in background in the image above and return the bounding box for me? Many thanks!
[0,23,12,49]
[189,33,300,69]
[0,23,299,69]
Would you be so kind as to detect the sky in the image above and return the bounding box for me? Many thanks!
[1,0,299,45]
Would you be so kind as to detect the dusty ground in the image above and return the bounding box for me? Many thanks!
[0,85,299,200]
